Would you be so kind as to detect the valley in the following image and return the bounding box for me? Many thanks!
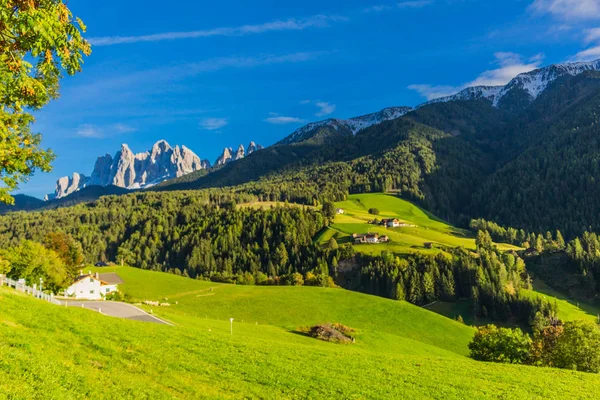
[4,4,600,397]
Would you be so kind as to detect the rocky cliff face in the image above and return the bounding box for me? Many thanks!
[45,173,89,201]
[215,142,264,166]
[46,140,210,200]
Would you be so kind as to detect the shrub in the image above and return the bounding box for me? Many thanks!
[280,272,304,286]
[307,323,355,344]
[368,208,380,215]
[469,325,531,364]
[305,273,336,288]
[550,320,600,373]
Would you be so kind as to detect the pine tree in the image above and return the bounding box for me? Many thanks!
[555,230,566,250]
[394,276,406,301]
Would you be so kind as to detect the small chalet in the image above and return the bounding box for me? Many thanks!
[65,271,120,300]
[336,208,345,215]
[424,242,434,249]
[380,218,401,228]
[353,233,380,244]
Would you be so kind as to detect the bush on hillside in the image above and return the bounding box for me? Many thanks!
[280,272,304,286]
[368,208,380,215]
[306,323,356,344]
[469,325,531,364]
[305,272,336,288]
[543,320,600,373]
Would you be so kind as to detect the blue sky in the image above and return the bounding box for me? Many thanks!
[19,0,600,197]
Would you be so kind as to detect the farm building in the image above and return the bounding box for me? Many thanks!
[380,218,401,228]
[336,208,345,215]
[353,233,381,244]
[424,242,434,249]
[64,271,121,300]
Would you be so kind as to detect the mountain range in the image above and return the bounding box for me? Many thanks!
[46,140,262,200]
[10,57,600,239]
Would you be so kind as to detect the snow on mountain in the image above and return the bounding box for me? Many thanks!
[278,106,413,145]
[420,59,600,108]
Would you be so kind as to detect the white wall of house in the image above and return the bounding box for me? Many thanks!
[65,276,118,300]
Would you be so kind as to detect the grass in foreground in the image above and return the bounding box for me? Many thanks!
[2,286,600,399]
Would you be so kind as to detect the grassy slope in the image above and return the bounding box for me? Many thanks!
[524,279,600,322]
[425,278,600,326]
[93,266,473,357]
[3,286,600,399]
[319,193,519,256]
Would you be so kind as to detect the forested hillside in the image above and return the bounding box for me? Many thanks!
[147,71,600,238]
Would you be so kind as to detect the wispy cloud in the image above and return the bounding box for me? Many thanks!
[364,1,433,12]
[200,117,228,130]
[112,123,138,133]
[299,100,337,117]
[264,114,306,124]
[76,124,104,138]
[530,0,600,20]
[75,123,138,138]
[585,27,600,43]
[409,52,543,100]
[574,46,600,61]
[90,14,347,46]
[64,51,329,106]
[467,52,542,86]
[314,101,336,116]
[397,1,433,8]
[407,84,460,100]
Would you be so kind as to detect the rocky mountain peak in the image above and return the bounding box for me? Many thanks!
[47,140,209,200]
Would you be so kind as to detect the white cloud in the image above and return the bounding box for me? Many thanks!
[112,123,137,133]
[409,52,543,101]
[265,115,306,124]
[90,14,347,46]
[530,0,600,20]
[407,84,460,101]
[299,100,337,117]
[200,118,228,130]
[574,45,600,60]
[585,27,600,43]
[315,101,336,116]
[75,124,103,138]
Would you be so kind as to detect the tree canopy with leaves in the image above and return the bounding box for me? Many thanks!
[1,0,90,204]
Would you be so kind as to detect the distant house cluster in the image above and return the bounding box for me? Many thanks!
[353,233,389,244]
[368,218,414,228]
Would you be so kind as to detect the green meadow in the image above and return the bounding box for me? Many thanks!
[316,193,520,256]
[2,269,600,399]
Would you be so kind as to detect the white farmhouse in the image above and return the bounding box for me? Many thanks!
[336,208,345,215]
[65,272,120,300]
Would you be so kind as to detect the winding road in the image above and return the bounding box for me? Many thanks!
[66,301,171,325]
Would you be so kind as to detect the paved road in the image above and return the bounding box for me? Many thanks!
[66,301,171,325]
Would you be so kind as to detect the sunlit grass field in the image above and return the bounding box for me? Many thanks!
[316,193,520,256]
[2,271,600,399]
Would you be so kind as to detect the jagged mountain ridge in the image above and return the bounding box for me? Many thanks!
[423,59,600,107]
[277,106,413,145]
[215,142,264,166]
[47,140,264,200]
